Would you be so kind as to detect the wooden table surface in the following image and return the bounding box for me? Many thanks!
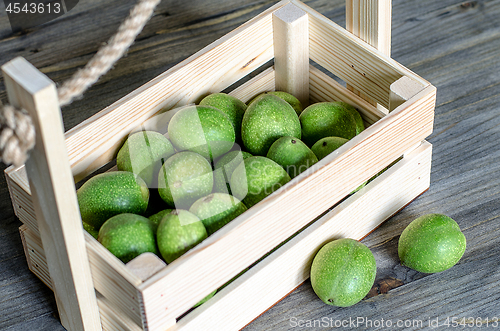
[1,0,499,330]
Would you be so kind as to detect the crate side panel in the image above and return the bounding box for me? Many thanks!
[139,86,436,328]
[63,1,287,182]
[6,172,39,234]
[169,142,432,331]
[19,222,144,327]
[20,225,54,291]
[228,67,275,103]
[85,236,144,327]
[309,65,385,125]
[97,294,143,331]
[20,226,143,331]
[294,0,428,109]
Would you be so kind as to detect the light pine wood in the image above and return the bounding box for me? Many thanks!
[96,294,143,331]
[19,224,53,290]
[346,0,392,56]
[19,225,144,331]
[2,57,101,331]
[291,0,428,109]
[272,3,310,106]
[18,142,433,331]
[2,1,436,330]
[63,0,289,182]
[170,141,432,331]
[137,86,435,329]
[309,65,385,125]
[5,168,145,327]
[85,235,144,327]
[228,67,276,103]
[126,253,167,282]
[346,0,392,113]
[389,75,427,111]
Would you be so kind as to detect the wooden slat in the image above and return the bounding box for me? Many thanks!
[291,0,428,109]
[19,225,143,331]
[138,85,435,329]
[20,220,145,328]
[5,170,39,235]
[169,141,432,331]
[19,225,53,290]
[345,0,392,112]
[97,294,143,331]
[309,65,385,125]
[2,57,101,331]
[85,235,144,327]
[228,67,275,103]
[346,0,391,59]
[7,169,145,327]
[273,3,309,106]
[389,75,427,111]
[62,0,289,182]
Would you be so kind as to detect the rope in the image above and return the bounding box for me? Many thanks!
[0,0,160,167]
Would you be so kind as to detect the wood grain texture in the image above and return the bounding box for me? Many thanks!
[136,82,434,329]
[19,225,144,331]
[19,141,432,331]
[2,58,101,331]
[345,0,391,112]
[346,0,392,56]
[273,3,310,106]
[297,0,430,108]
[4,3,435,328]
[1,0,500,330]
[389,75,427,111]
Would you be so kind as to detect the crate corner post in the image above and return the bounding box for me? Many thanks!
[2,57,102,331]
[346,0,392,113]
[272,2,309,106]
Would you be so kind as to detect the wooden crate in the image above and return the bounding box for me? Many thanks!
[3,0,436,330]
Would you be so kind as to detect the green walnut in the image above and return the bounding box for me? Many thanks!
[398,214,466,273]
[189,193,247,235]
[98,213,158,263]
[241,94,301,156]
[77,171,149,230]
[299,102,358,147]
[213,150,252,194]
[168,105,235,161]
[310,238,376,307]
[266,136,318,179]
[248,91,303,116]
[116,130,175,186]
[199,93,247,144]
[157,151,213,209]
[156,210,207,263]
[311,136,349,161]
[229,156,291,208]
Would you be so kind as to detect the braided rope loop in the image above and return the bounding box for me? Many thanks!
[0,0,161,167]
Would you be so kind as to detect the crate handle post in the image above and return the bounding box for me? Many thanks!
[273,3,309,107]
[346,0,391,113]
[2,57,101,331]
[346,0,391,56]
